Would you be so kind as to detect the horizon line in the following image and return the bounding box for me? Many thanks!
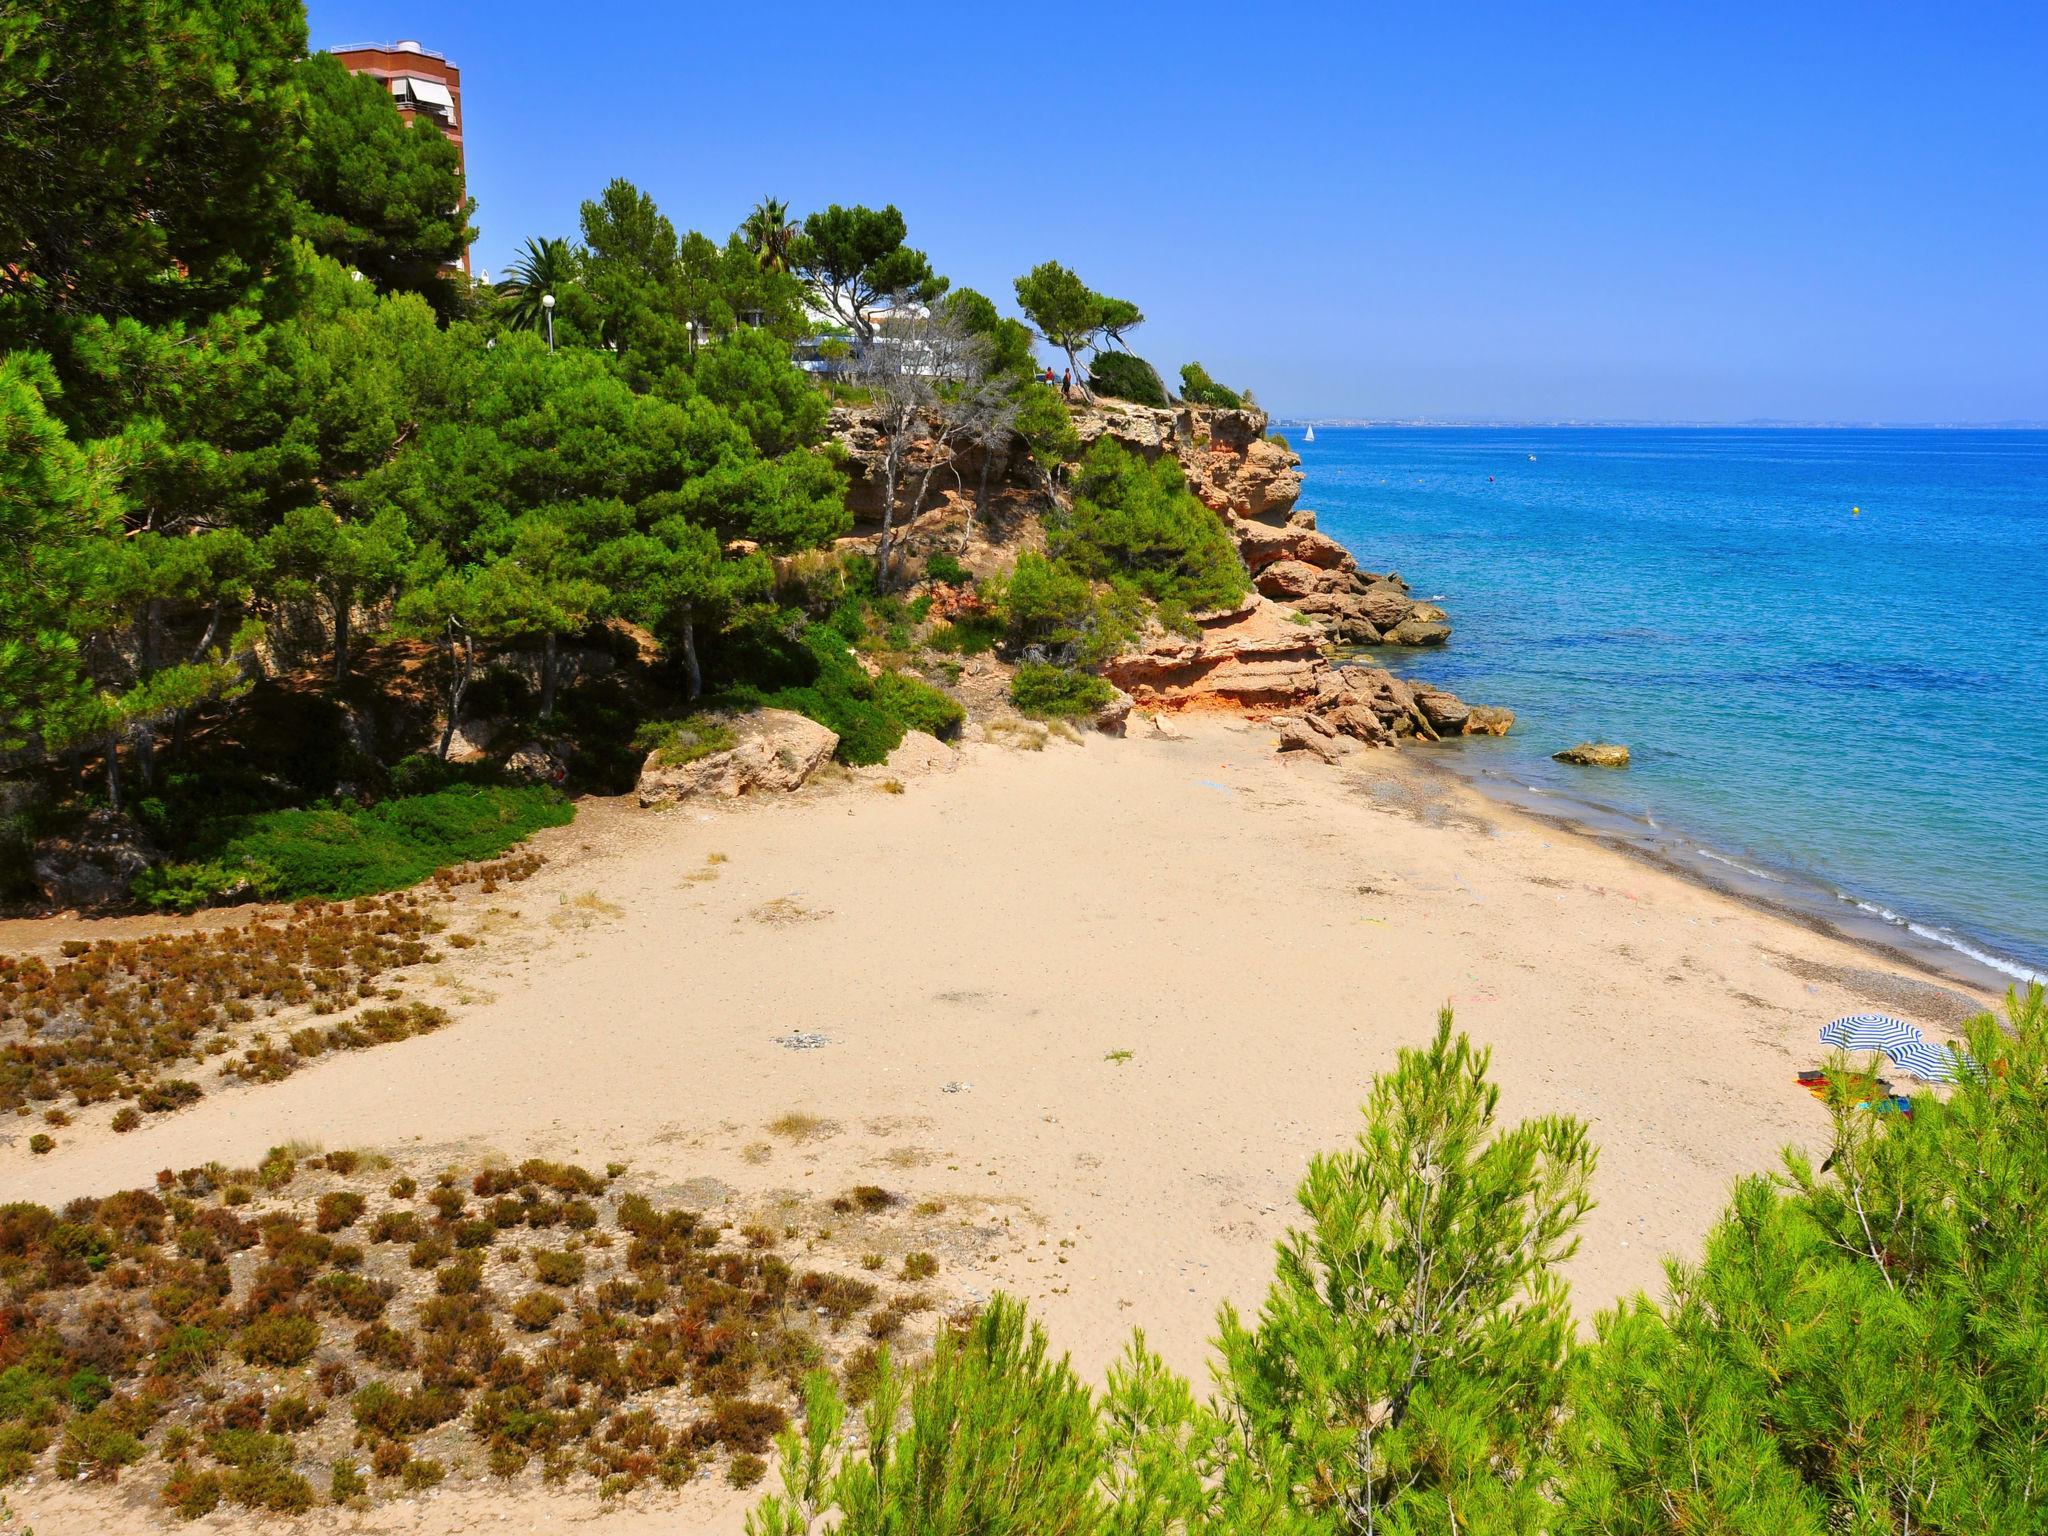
[1270,417,2048,430]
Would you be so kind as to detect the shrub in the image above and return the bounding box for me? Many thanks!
[330,1459,366,1501]
[533,1249,585,1287]
[315,1192,366,1233]
[138,1079,204,1114]
[901,1251,939,1281]
[237,1310,320,1369]
[926,614,1004,656]
[728,1451,767,1488]
[990,552,1094,650]
[511,1292,565,1331]
[111,1107,142,1133]
[136,785,573,909]
[1059,440,1248,611]
[1178,361,1243,408]
[1010,665,1113,721]
[1087,351,1168,406]
[870,671,964,741]
[923,553,970,586]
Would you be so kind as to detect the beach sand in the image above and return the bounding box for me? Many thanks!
[2,716,1996,1534]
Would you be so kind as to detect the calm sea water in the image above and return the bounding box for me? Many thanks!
[1296,427,2048,984]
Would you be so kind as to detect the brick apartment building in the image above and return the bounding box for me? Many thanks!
[331,40,471,275]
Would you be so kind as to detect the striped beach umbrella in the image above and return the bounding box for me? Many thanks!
[1820,1013,1971,1083]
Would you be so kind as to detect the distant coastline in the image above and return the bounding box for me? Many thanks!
[1274,418,2048,431]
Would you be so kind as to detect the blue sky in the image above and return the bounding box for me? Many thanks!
[310,2,2046,423]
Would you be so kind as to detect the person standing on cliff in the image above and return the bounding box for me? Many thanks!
[1061,368,1072,398]
[1044,365,1055,387]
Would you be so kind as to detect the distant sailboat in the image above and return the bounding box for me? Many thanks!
[1304,425,1316,443]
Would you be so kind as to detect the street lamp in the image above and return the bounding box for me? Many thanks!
[541,292,556,354]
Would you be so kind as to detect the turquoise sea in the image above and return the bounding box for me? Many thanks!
[1296,427,2048,985]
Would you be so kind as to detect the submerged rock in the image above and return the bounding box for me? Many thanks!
[1554,741,1631,768]
[636,708,838,805]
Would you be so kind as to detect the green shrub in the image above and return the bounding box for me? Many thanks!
[1010,666,1113,720]
[136,784,573,909]
[1087,351,1168,406]
[714,624,960,767]
[990,553,1094,650]
[871,671,964,741]
[926,614,1004,656]
[923,553,970,586]
[1178,362,1243,408]
[1058,439,1248,611]
[237,1310,320,1369]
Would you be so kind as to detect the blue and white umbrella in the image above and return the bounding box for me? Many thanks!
[1820,1013,1974,1083]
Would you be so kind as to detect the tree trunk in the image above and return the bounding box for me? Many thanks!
[680,610,702,700]
[103,731,123,812]
[540,631,559,718]
[876,439,902,587]
[435,629,475,761]
[963,446,996,552]
[332,592,351,684]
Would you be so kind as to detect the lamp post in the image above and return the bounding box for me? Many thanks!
[541,292,556,354]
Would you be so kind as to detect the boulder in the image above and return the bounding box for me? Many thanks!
[1464,705,1515,737]
[1318,702,1394,746]
[1094,686,1135,737]
[34,810,162,910]
[881,730,957,776]
[1359,583,1418,631]
[1274,716,1347,764]
[1554,741,1630,768]
[1286,507,1318,530]
[1382,616,1452,646]
[1412,689,1472,735]
[444,719,498,762]
[637,709,839,805]
[1252,559,1326,601]
[503,741,568,785]
[1290,591,1384,642]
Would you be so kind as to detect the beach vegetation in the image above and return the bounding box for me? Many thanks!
[1010,665,1114,721]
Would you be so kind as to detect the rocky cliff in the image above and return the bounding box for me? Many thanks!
[826,395,1510,751]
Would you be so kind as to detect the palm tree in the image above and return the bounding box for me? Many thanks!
[496,236,581,332]
[741,198,799,273]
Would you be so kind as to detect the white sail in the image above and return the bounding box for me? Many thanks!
[1304,425,1316,442]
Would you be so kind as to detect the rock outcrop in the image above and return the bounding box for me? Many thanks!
[1554,742,1631,768]
[636,709,838,805]
[1102,596,1324,712]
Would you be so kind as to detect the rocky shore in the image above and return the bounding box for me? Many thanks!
[829,393,1513,760]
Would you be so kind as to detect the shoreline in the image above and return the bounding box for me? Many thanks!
[1396,742,2040,1001]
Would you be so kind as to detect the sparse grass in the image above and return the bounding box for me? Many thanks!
[984,717,1049,752]
[1104,1048,1134,1065]
[740,1142,773,1165]
[767,1111,837,1142]
[877,779,906,795]
[902,1251,939,1281]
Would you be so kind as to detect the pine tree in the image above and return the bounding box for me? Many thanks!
[1215,1009,1595,1535]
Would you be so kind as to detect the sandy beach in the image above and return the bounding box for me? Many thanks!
[2,717,1997,1534]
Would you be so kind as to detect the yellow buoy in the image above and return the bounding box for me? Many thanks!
[1852,506,1862,517]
